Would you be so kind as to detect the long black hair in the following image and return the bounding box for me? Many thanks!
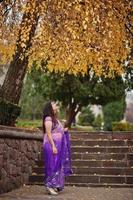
[42,102,58,133]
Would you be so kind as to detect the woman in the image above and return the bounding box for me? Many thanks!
[42,101,72,195]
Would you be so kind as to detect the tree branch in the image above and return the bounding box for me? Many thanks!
[2,0,16,17]
[125,24,133,37]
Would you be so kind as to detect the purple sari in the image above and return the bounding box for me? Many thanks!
[43,116,72,190]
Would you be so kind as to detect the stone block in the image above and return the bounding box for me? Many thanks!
[100,176,125,183]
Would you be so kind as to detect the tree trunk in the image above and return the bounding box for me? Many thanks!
[1,0,40,104]
[65,103,81,128]
[0,0,40,125]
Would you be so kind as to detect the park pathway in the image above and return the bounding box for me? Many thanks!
[0,185,133,200]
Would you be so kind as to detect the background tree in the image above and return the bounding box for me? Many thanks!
[0,0,42,125]
[0,0,41,103]
[103,98,126,131]
[20,66,126,127]
[19,73,45,120]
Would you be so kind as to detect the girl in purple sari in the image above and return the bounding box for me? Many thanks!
[42,101,72,195]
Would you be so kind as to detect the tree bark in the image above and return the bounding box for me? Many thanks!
[0,0,40,104]
[65,103,81,128]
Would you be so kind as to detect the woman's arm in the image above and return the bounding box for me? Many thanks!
[45,119,57,154]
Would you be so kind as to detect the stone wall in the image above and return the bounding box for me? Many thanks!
[0,126,43,194]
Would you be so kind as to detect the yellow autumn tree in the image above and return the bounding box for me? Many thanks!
[30,0,132,77]
[0,0,132,76]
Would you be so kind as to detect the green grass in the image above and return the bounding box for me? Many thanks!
[16,119,95,131]
[16,119,42,129]
[71,124,94,131]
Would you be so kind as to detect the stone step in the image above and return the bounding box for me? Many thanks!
[39,152,133,161]
[65,182,133,188]
[66,175,133,184]
[71,152,128,160]
[70,134,112,140]
[29,174,133,184]
[28,181,133,188]
[74,167,133,175]
[70,140,133,147]
[127,154,133,160]
[35,159,131,167]
[51,146,131,154]
[70,132,133,140]
[28,131,133,187]
[32,166,133,176]
[71,167,133,175]
[72,160,132,167]
[70,146,131,153]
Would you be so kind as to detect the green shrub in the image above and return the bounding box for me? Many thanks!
[78,106,95,126]
[0,98,21,126]
[103,99,125,131]
[112,122,133,131]
[128,123,133,131]
[112,122,128,131]
[93,114,103,130]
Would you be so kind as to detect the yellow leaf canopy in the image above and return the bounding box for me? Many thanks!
[0,0,132,77]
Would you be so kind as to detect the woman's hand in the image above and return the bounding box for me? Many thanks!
[64,127,69,132]
[52,145,58,154]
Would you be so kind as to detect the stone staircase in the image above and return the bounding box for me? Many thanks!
[29,131,133,187]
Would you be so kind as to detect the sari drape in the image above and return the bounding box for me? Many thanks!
[43,117,72,190]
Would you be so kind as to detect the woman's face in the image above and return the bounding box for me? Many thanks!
[51,101,59,114]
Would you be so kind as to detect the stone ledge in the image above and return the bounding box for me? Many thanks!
[0,125,40,133]
[0,130,43,141]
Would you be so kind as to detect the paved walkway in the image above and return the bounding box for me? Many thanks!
[0,186,133,200]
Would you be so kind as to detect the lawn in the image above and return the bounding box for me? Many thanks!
[16,119,42,130]
[16,119,94,131]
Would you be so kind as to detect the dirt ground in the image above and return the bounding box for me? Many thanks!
[0,185,133,200]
